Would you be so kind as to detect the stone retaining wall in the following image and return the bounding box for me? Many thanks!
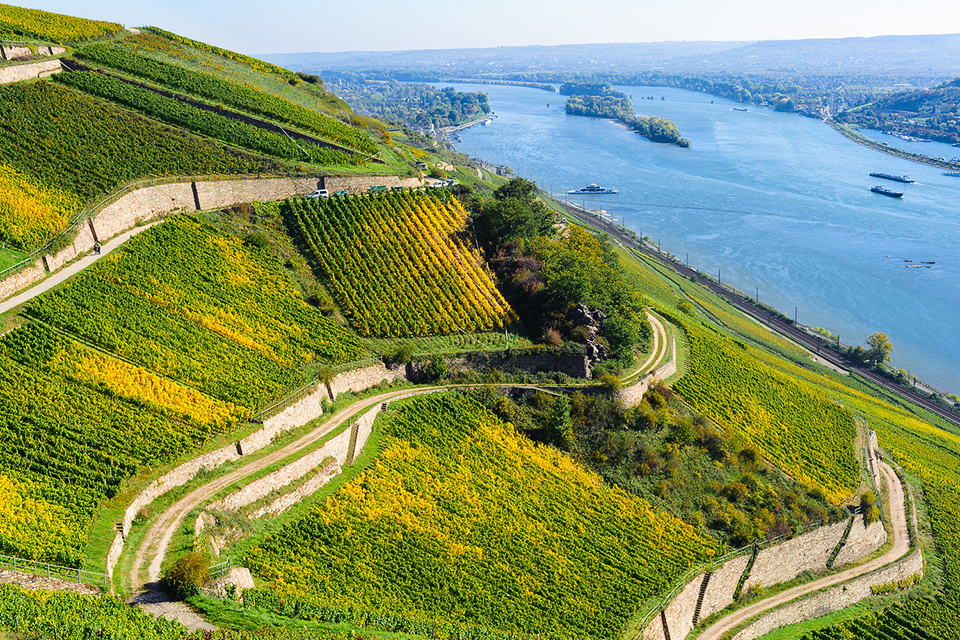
[212,402,384,516]
[105,365,408,579]
[731,548,924,640]
[321,175,423,193]
[641,514,888,640]
[834,518,885,567]
[328,363,405,398]
[0,58,61,83]
[744,520,849,591]
[0,45,65,61]
[0,175,407,303]
[699,554,752,621]
[0,569,100,595]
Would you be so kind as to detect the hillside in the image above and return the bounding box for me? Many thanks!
[247,393,718,640]
[0,5,409,253]
[838,76,960,144]
[3,5,960,640]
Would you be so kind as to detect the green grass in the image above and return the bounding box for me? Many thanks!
[187,594,428,639]
[0,246,26,272]
[362,331,532,358]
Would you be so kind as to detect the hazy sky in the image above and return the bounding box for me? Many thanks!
[18,0,960,54]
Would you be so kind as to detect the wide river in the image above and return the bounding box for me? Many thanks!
[441,83,960,395]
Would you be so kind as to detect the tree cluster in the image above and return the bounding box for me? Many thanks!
[565,95,690,146]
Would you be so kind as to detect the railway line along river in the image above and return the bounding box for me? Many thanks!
[442,82,960,396]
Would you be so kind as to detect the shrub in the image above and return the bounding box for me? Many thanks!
[162,550,211,599]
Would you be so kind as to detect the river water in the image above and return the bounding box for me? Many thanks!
[441,83,960,395]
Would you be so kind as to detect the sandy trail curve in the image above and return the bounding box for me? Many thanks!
[697,458,909,640]
[127,386,441,626]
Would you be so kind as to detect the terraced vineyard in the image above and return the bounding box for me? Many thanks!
[285,191,517,336]
[26,217,364,408]
[74,44,378,154]
[0,3,121,43]
[0,163,80,251]
[674,322,860,503]
[247,393,718,640]
[0,323,236,565]
[0,81,276,247]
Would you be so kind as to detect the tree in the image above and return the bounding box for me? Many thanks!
[865,332,893,366]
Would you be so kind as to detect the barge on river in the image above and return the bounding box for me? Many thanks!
[871,185,903,198]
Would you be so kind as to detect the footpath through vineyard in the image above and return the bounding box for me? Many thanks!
[697,453,910,640]
[123,317,674,629]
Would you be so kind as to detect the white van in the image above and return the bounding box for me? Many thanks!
[307,189,329,199]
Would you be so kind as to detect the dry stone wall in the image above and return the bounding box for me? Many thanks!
[640,514,887,640]
[0,58,60,83]
[0,261,45,301]
[731,548,924,640]
[194,177,319,209]
[661,574,705,640]
[834,518,885,567]
[743,520,848,591]
[328,363,405,398]
[105,365,409,578]
[321,175,423,193]
[1,175,408,303]
[213,402,384,516]
[698,554,751,621]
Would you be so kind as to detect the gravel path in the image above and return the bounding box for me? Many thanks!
[126,387,442,626]
[697,457,909,640]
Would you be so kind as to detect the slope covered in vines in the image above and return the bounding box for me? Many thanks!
[26,217,363,408]
[285,190,516,337]
[248,393,718,640]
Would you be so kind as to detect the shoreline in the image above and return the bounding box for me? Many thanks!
[823,119,960,171]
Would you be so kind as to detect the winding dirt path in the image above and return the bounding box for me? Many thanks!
[124,314,679,628]
[697,457,909,640]
[127,386,443,625]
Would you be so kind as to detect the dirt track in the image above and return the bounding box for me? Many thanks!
[697,458,909,640]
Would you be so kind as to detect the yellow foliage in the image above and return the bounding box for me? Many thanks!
[62,345,241,428]
[0,164,80,250]
[0,475,80,561]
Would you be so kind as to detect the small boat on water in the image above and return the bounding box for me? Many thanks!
[870,172,915,184]
[871,185,903,198]
[733,107,748,112]
[567,183,618,194]
[944,171,960,177]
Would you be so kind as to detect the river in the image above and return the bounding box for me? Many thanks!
[440,83,960,395]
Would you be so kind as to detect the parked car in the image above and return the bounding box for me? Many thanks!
[306,189,329,199]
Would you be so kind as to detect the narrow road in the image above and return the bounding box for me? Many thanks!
[127,386,442,625]
[0,222,161,314]
[697,457,910,640]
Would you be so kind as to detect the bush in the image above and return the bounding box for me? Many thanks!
[860,490,880,525]
[162,550,211,599]
[599,374,622,392]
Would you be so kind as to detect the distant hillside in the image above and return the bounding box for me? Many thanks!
[839,75,960,144]
[265,33,960,83]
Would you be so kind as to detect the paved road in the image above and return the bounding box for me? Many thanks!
[697,457,910,640]
[0,222,161,314]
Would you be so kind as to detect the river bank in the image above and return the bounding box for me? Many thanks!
[824,119,960,171]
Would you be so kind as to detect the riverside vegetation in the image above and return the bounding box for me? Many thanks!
[2,4,960,640]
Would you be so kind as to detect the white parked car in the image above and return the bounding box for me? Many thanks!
[306,189,329,199]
